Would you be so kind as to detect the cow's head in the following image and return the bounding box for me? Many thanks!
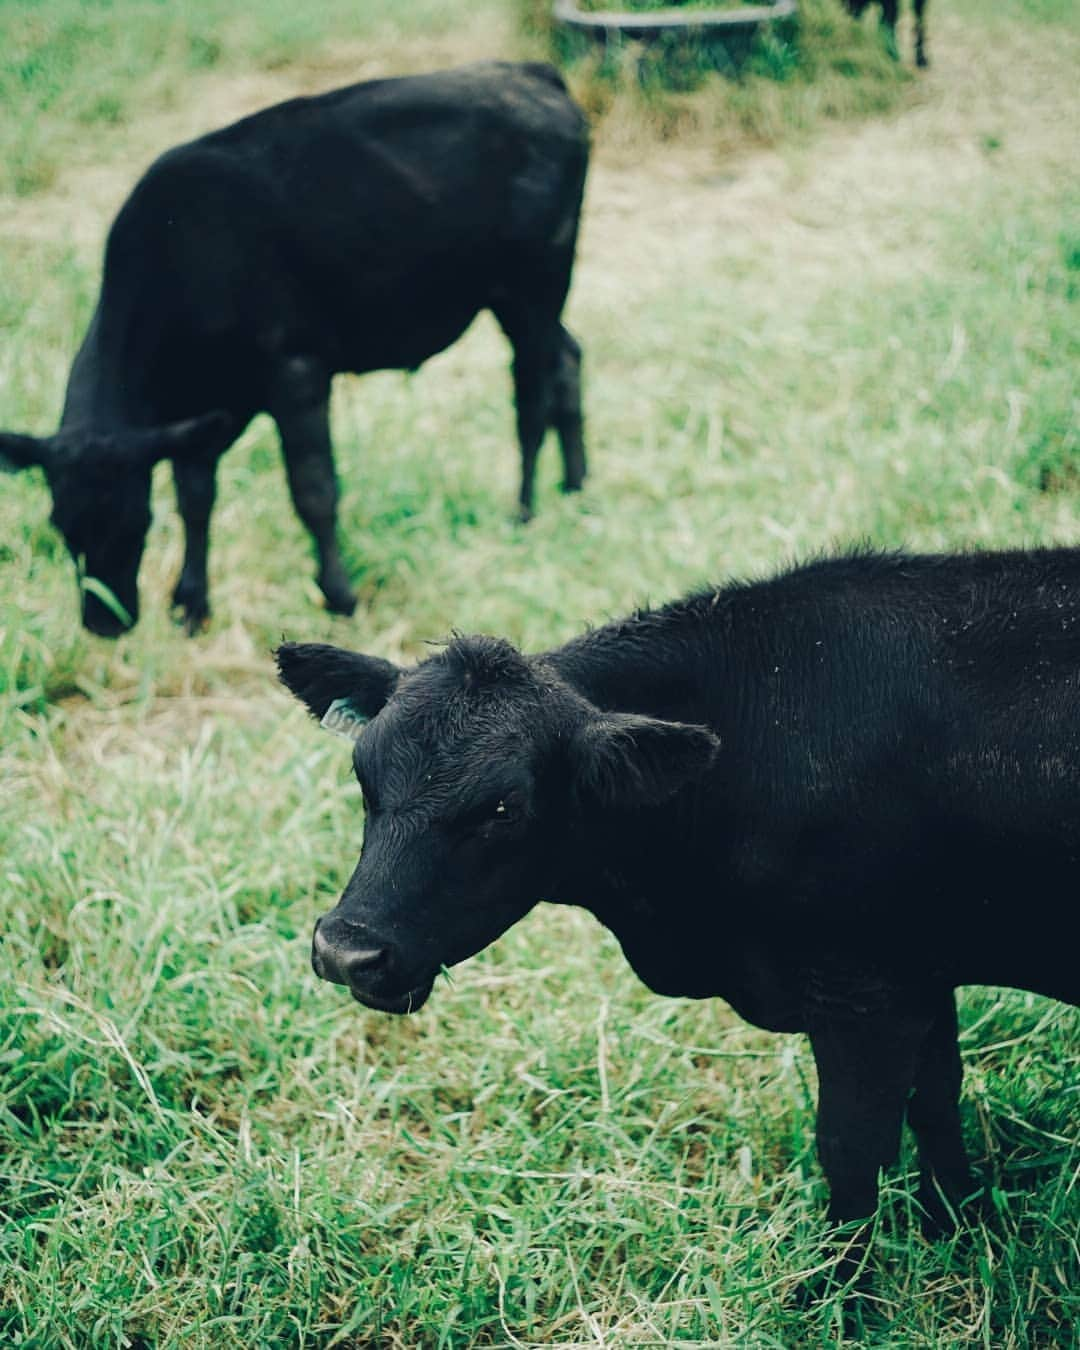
[276,637,719,1014]
[0,412,232,636]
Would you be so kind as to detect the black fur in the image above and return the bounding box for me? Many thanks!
[2,62,589,635]
[279,546,1079,1275]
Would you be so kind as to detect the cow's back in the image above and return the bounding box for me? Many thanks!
[167,61,586,259]
[720,551,1080,1001]
[561,550,1080,1005]
[92,62,588,403]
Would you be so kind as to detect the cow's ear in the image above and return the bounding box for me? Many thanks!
[0,431,53,473]
[571,711,720,809]
[275,642,402,723]
[137,410,237,464]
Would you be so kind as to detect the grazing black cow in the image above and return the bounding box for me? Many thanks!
[845,0,929,67]
[277,547,1078,1280]
[0,62,588,636]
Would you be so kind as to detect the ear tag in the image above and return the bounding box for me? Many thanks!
[320,697,368,743]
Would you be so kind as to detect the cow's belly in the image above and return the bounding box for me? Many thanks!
[306,251,495,376]
[340,297,484,375]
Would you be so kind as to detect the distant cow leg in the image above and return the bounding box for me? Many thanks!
[272,358,356,616]
[879,0,900,58]
[172,456,219,633]
[907,992,976,1232]
[913,0,929,66]
[552,325,586,495]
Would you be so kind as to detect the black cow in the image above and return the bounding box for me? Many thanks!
[845,0,929,67]
[0,62,588,636]
[277,548,1078,1279]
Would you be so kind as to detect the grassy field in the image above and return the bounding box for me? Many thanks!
[1,0,1078,1345]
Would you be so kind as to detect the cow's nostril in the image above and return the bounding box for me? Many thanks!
[312,918,388,987]
[342,946,387,979]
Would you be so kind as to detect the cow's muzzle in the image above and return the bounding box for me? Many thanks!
[311,915,434,1014]
[82,591,137,638]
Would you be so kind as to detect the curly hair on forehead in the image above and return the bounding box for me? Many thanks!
[438,633,534,692]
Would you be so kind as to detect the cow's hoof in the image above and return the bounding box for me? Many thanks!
[790,1266,876,1338]
[172,602,211,636]
[323,587,358,617]
[790,1229,874,1311]
[918,1179,988,1240]
[561,478,585,495]
[517,504,534,524]
[171,583,211,636]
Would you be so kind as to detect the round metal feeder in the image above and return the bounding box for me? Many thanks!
[553,0,798,45]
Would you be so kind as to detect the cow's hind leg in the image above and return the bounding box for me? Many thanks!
[172,456,219,633]
[272,357,355,616]
[494,305,560,522]
[552,325,586,495]
[907,991,977,1234]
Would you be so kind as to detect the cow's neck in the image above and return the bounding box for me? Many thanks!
[538,611,808,1026]
[59,302,155,432]
[550,798,726,984]
[545,593,726,725]
[541,596,737,937]
[548,813,802,1029]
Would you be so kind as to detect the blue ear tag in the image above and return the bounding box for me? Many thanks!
[320,697,368,743]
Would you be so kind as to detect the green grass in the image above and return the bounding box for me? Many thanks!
[0,0,533,197]
[1,0,1079,1345]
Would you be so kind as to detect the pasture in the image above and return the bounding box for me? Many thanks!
[1,0,1077,1345]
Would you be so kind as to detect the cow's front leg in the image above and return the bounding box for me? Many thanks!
[171,455,218,633]
[907,991,979,1235]
[272,360,355,616]
[806,990,932,1291]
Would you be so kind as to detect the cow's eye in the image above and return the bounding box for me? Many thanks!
[456,796,521,842]
[489,795,524,824]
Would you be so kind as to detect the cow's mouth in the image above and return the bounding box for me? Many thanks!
[82,596,136,638]
[348,976,435,1015]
